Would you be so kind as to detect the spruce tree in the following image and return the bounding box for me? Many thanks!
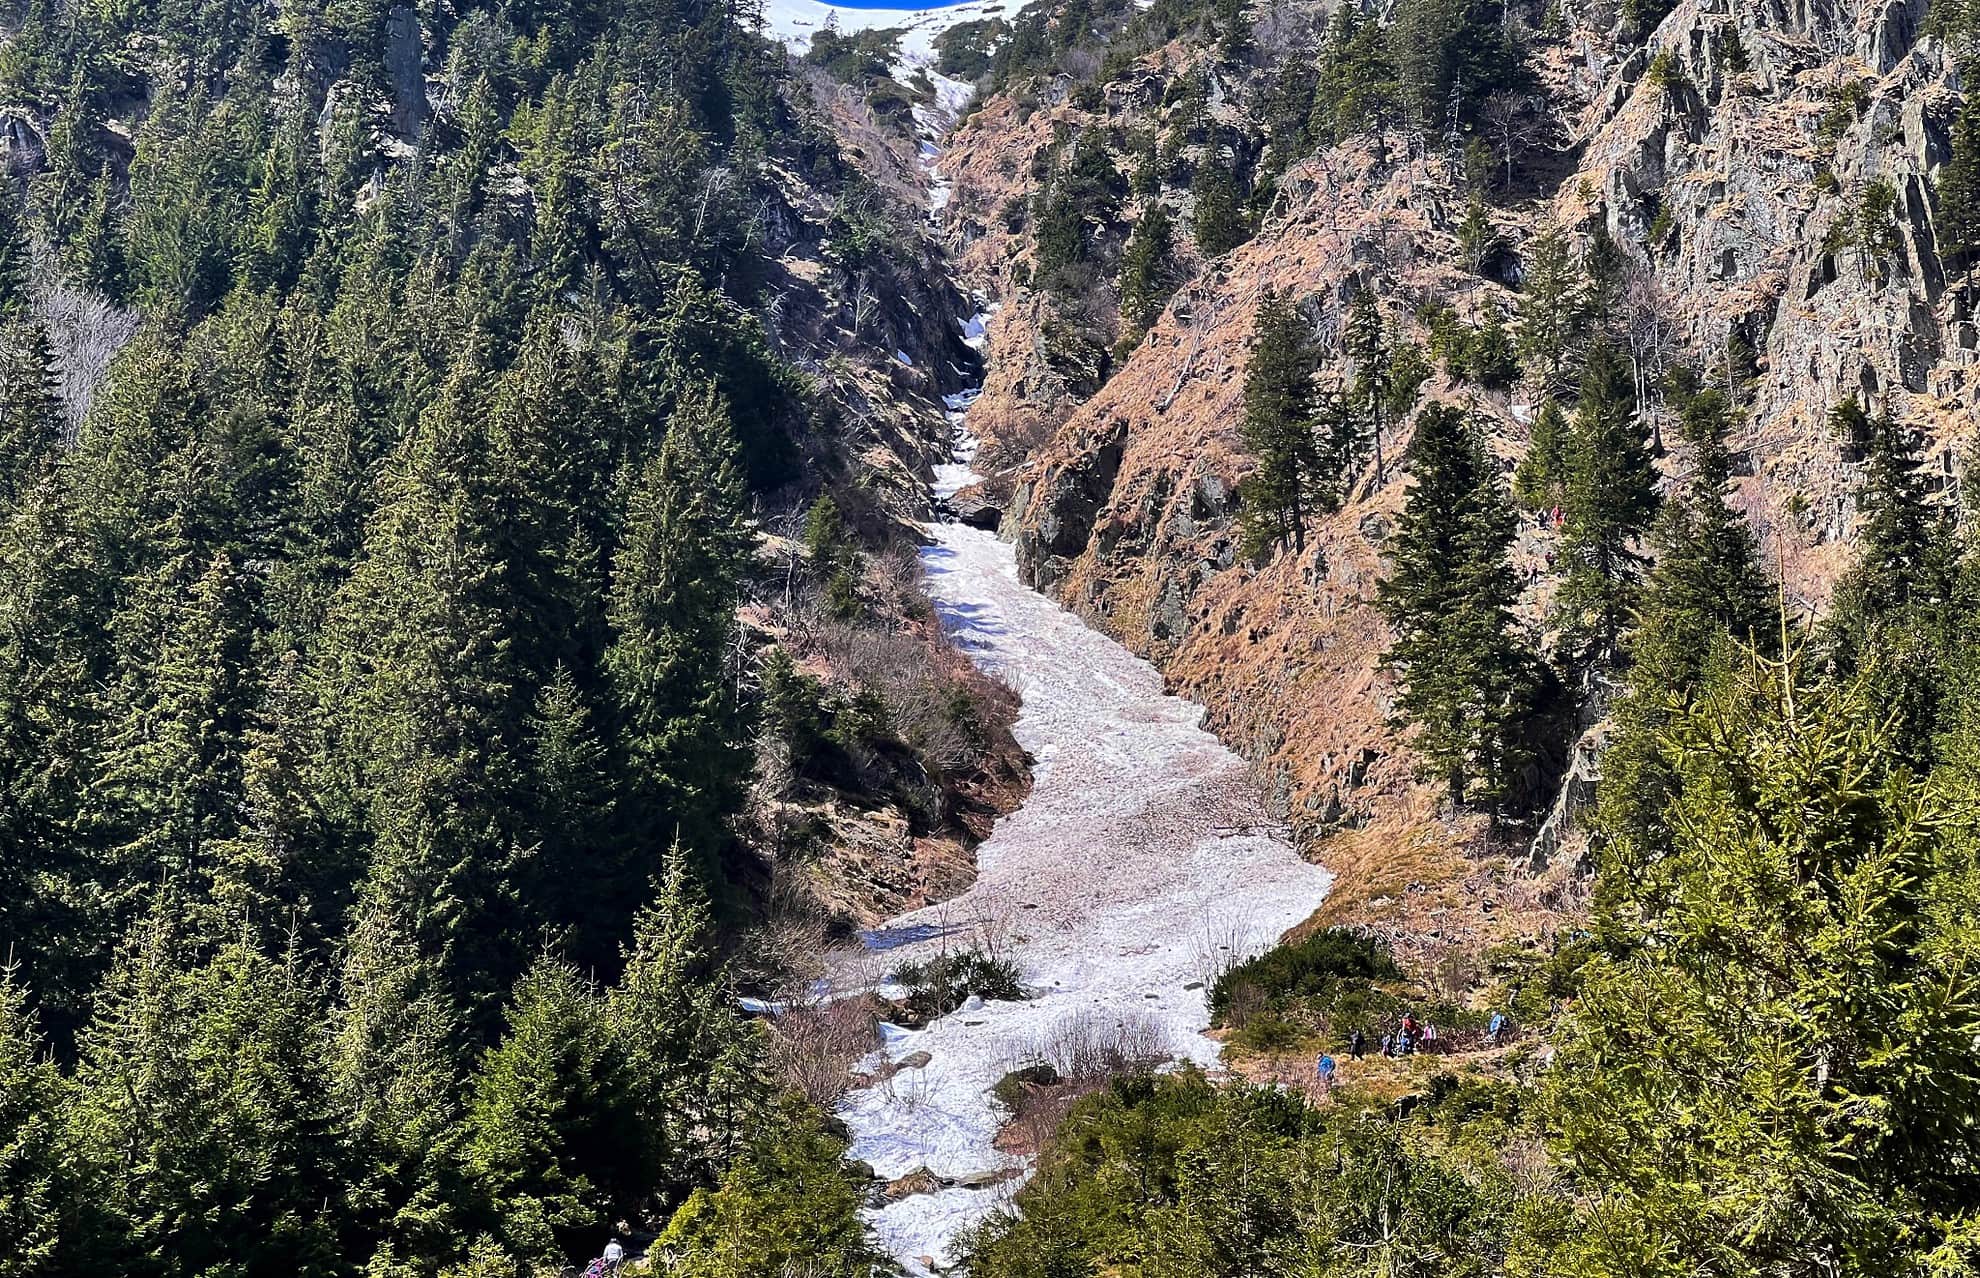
[606,856,763,1198]
[1344,287,1390,486]
[1553,340,1658,671]
[1237,290,1320,558]
[1191,147,1248,255]
[1596,377,1775,859]
[66,920,348,1278]
[1515,224,1586,395]
[464,958,637,1265]
[0,966,65,1278]
[1512,399,1570,511]
[1939,98,1980,262]
[604,386,753,870]
[1825,404,1959,757]
[1377,403,1541,810]
[1545,654,1980,1277]
[1117,201,1177,344]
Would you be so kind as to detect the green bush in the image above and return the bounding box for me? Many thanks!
[1210,927,1401,1021]
[891,949,1025,1023]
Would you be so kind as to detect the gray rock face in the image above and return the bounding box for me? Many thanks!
[948,483,1004,530]
[384,7,427,137]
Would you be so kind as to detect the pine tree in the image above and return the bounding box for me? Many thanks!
[1553,341,1658,670]
[332,899,473,1271]
[1825,404,1959,757]
[1191,147,1248,255]
[606,855,764,1198]
[1344,286,1390,486]
[1237,290,1321,558]
[1512,399,1569,510]
[1456,190,1499,276]
[1940,98,1980,262]
[1515,225,1586,395]
[604,386,753,870]
[0,965,65,1278]
[1377,403,1541,810]
[1117,201,1177,344]
[656,1098,885,1278]
[1544,653,1980,1277]
[465,958,637,1265]
[1596,378,1775,859]
[66,920,349,1278]
[1309,2,1397,143]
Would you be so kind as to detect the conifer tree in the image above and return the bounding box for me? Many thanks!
[1456,190,1499,276]
[1512,399,1570,511]
[1377,403,1541,810]
[465,958,638,1265]
[1515,225,1586,395]
[1344,286,1390,486]
[1553,341,1658,670]
[332,899,473,1271]
[1940,98,1980,262]
[1596,377,1775,858]
[656,1098,885,1278]
[604,387,753,868]
[1190,147,1248,255]
[66,920,349,1278]
[1117,201,1177,345]
[606,856,764,1197]
[1544,654,1980,1277]
[1825,403,1959,757]
[1237,290,1320,558]
[0,966,65,1278]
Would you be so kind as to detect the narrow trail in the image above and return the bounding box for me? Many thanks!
[828,140,1334,1276]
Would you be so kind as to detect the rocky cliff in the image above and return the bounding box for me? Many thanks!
[927,0,1975,933]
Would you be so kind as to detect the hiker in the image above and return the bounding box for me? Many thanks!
[1380,1032,1394,1057]
[602,1239,625,1275]
[1487,1011,1507,1044]
[1315,1053,1336,1091]
[1349,1029,1366,1059]
[1422,1022,1437,1046]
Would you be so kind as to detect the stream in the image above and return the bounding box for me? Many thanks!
[832,143,1334,1272]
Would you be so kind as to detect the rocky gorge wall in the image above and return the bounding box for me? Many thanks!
[928,0,1976,928]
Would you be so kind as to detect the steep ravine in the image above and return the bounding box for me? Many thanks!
[827,143,1335,1277]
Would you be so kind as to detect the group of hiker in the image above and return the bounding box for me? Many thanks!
[1311,1009,1514,1092]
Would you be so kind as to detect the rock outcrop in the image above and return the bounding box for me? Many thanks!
[928,0,1976,920]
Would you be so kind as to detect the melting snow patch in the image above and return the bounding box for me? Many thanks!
[833,423,1334,1275]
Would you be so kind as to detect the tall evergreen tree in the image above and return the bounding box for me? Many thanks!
[1515,225,1586,396]
[0,965,65,1278]
[1543,654,1980,1278]
[1117,201,1177,345]
[1553,340,1658,671]
[1512,399,1570,511]
[604,387,753,872]
[1595,377,1776,861]
[1825,402,1960,757]
[1190,146,1248,255]
[1344,286,1390,486]
[65,920,348,1278]
[1377,403,1541,810]
[1236,290,1321,558]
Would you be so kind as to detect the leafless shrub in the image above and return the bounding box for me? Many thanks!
[1188,905,1258,991]
[765,995,882,1108]
[1022,1008,1172,1083]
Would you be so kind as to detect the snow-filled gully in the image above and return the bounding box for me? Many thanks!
[829,141,1334,1277]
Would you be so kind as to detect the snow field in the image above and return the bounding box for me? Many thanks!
[833,437,1334,1271]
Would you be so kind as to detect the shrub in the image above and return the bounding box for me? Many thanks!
[1210,927,1401,1022]
[891,948,1025,1023]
